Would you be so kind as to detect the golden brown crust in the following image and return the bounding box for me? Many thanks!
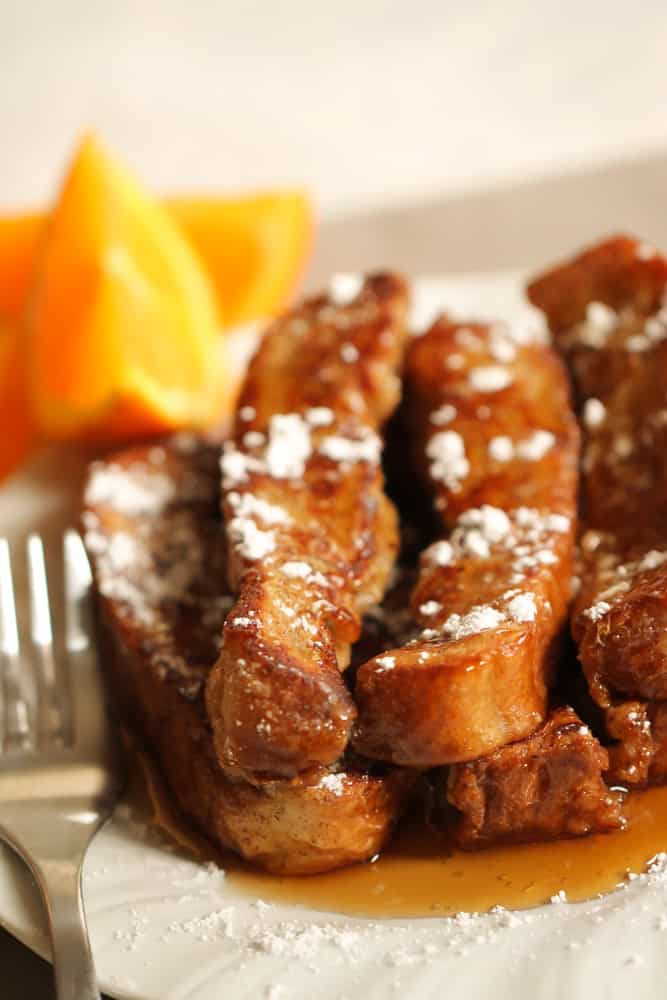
[446,706,624,848]
[83,437,416,875]
[206,274,408,781]
[601,699,667,787]
[528,237,667,714]
[353,319,579,766]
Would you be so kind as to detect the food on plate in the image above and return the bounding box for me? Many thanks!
[82,256,667,878]
[0,321,35,480]
[528,236,667,786]
[168,192,312,327]
[83,435,415,875]
[0,191,311,331]
[445,706,624,848]
[0,135,313,479]
[207,273,409,781]
[28,134,225,443]
[353,317,579,766]
[603,699,667,786]
[0,213,41,325]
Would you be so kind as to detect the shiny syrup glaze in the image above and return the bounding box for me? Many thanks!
[136,748,667,918]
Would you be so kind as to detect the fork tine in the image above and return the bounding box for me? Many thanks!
[27,535,65,747]
[27,536,53,647]
[63,530,93,652]
[63,530,109,748]
[0,540,19,659]
[0,539,32,751]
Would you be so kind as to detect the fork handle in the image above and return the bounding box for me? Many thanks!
[35,858,100,1000]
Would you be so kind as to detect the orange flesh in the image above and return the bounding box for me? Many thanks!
[0,321,35,479]
[0,193,313,331]
[27,135,221,441]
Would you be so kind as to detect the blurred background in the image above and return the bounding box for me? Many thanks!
[4,0,667,279]
[2,1,667,995]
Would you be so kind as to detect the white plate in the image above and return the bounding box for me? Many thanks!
[1,272,666,1000]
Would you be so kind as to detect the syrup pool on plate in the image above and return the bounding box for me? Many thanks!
[134,747,667,919]
[221,788,667,918]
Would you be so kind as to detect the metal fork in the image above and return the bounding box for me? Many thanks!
[0,531,123,1000]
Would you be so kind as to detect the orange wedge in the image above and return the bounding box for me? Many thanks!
[0,193,312,331]
[0,320,36,479]
[0,214,42,324]
[28,134,224,443]
[169,192,313,327]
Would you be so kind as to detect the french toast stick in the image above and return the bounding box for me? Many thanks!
[354,318,579,766]
[206,274,408,782]
[446,706,624,848]
[529,237,667,783]
[83,436,415,874]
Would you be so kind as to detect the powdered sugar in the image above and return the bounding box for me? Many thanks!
[455,510,512,559]
[638,550,667,571]
[340,343,360,363]
[583,601,611,622]
[265,414,313,479]
[443,506,568,570]
[413,504,567,642]
[626,335,651,353]
[281,561,313,579]
[222,412,313,486]
[93,840,667,995]
[243,430,266,449]
[516,430,556,461]
[318,773,346,796]
[228,519,276,561]
[507,592,537,623]
[423,540,453,566]
[318,430,381,465]
[611,433,634,462]
[427,431,470,491]
[458,506,512,546]
[306,407,334,427]
[488,327,517,363]
[624,312,667,352]
[488,431,555,463]
[446,353,465,370]
[227,492,291,525]
[221,446,258,487]
[441,606,506,640]
[583,398,606,428]
[488,436,514,462]
[468,366,514,393]
[430,403,457,426]
[515,509,570,534]
[85,464,176,514]
[576,301,617,348]
[584,547,667,621]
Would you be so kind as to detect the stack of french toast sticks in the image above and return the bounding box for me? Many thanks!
[83,236,667,874]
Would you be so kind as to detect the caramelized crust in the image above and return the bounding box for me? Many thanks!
[206,274,409,781]
[601,699,667,788]
[446,706,624,848]
[353,319,579,766]
[83,437,415,875]
[528,237,667,714]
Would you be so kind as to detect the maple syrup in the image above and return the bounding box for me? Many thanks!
[134,748,667,919]
[227,786,667,918]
